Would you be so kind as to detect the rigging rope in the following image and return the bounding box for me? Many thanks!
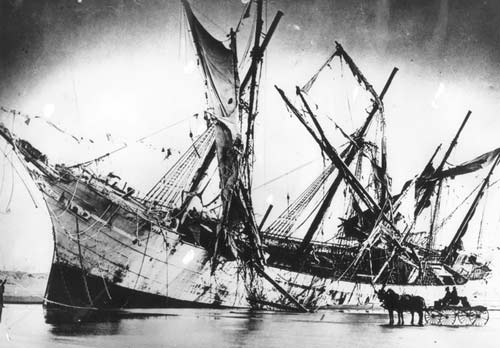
[477,183,489,250]
[0,149,14,214]
[253,159,318,190]
[0,116,16,213]
[70,116,191,169]
[235,0,253,34]
[190,2,228,38]
[0,147,38,210]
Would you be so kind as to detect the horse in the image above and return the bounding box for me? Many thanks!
[376,288,426,326]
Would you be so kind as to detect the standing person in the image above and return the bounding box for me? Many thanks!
[0,278,6,322]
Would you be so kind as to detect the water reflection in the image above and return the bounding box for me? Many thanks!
[1,305,499,348]
[50,320,122,336]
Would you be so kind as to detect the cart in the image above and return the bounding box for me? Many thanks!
[424,305,489,326]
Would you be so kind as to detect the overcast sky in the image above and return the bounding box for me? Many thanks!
[2,0,500,276]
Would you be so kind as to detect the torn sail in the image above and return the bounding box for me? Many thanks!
[436,147,500,179]
[183,1,239,138]
[183,0,241,207]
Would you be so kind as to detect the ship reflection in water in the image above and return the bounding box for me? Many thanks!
[0,305,499,347]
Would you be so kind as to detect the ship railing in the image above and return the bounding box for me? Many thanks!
[262,233,359,255]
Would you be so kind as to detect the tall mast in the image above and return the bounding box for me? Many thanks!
[242,0,283,189]
[286,67,399,254]
[443,152,500,264]
[420,143,442,250]
[427,181,442,250]
[243,0,263,189]
[279,86,380,224]
[415,111,472,217]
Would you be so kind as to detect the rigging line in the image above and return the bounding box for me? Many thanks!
[77,205,114,239]
[133,223,152,291]
[70,116,191,168]
[198,163,218,197]
[253,159,320,191]
[0,142,10,197]
[0,147,38,209]
[3,116,16,213]
[425,177,500,236]
[264,0,268,85]
[190,2,228,37]
[477,185,489,249]
[235,0,253,34]
[178,1,183,60]
[340,57,354,128]
[53,178,80,219]
[136,116,191,143]
[431,181,481,234]
[48,203,112,241]
[0,146,11,198]
[281,186,331,238]
[239,11,256,70]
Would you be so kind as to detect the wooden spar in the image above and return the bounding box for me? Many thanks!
[275,86,325,150]
[301,51,340,93]
[443,152,500,264]
[240,10,284,92]
[415,111,472,216]
[427,180,442,250]
[258,204,274,231]
[293,89,418,273]
[437,111,472,173]
[241,4,283,169]
[179,143,216,216]
[423,144,443,175]
[290,68,399,253]
[245,0,264,103]
[335,42,383,106]
[379,133,388,207]
[237,184,265,264]
[294,87,380,219]
[259,10,284,52]
[254,266,308,312]
[421,144,443,250]
[377,147,498,281]
[354,67,398,138]
[230,28,240,105]
[243,0,263,187]
[277,84,403,261]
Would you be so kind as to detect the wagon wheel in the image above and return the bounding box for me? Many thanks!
[439,309,456,326]
[471,309,489,326]
[455,309,469,325]
[428,309,442,325]
[423,310,430,325]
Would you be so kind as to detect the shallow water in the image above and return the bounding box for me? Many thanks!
[0,304,498,347]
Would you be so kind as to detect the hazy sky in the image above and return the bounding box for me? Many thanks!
[2,0,500,274]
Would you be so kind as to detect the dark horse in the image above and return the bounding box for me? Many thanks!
[377,288,426,326]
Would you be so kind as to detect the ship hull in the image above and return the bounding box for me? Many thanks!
[39,177,488,322]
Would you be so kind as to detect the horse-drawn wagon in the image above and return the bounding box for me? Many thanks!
[425,305,489,326]
[376,287,489,327]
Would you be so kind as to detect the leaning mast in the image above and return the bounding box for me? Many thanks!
[443,152,500,264]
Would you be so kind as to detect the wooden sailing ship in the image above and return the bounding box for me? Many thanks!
[0,0,495,322]
[260,43,495,306]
